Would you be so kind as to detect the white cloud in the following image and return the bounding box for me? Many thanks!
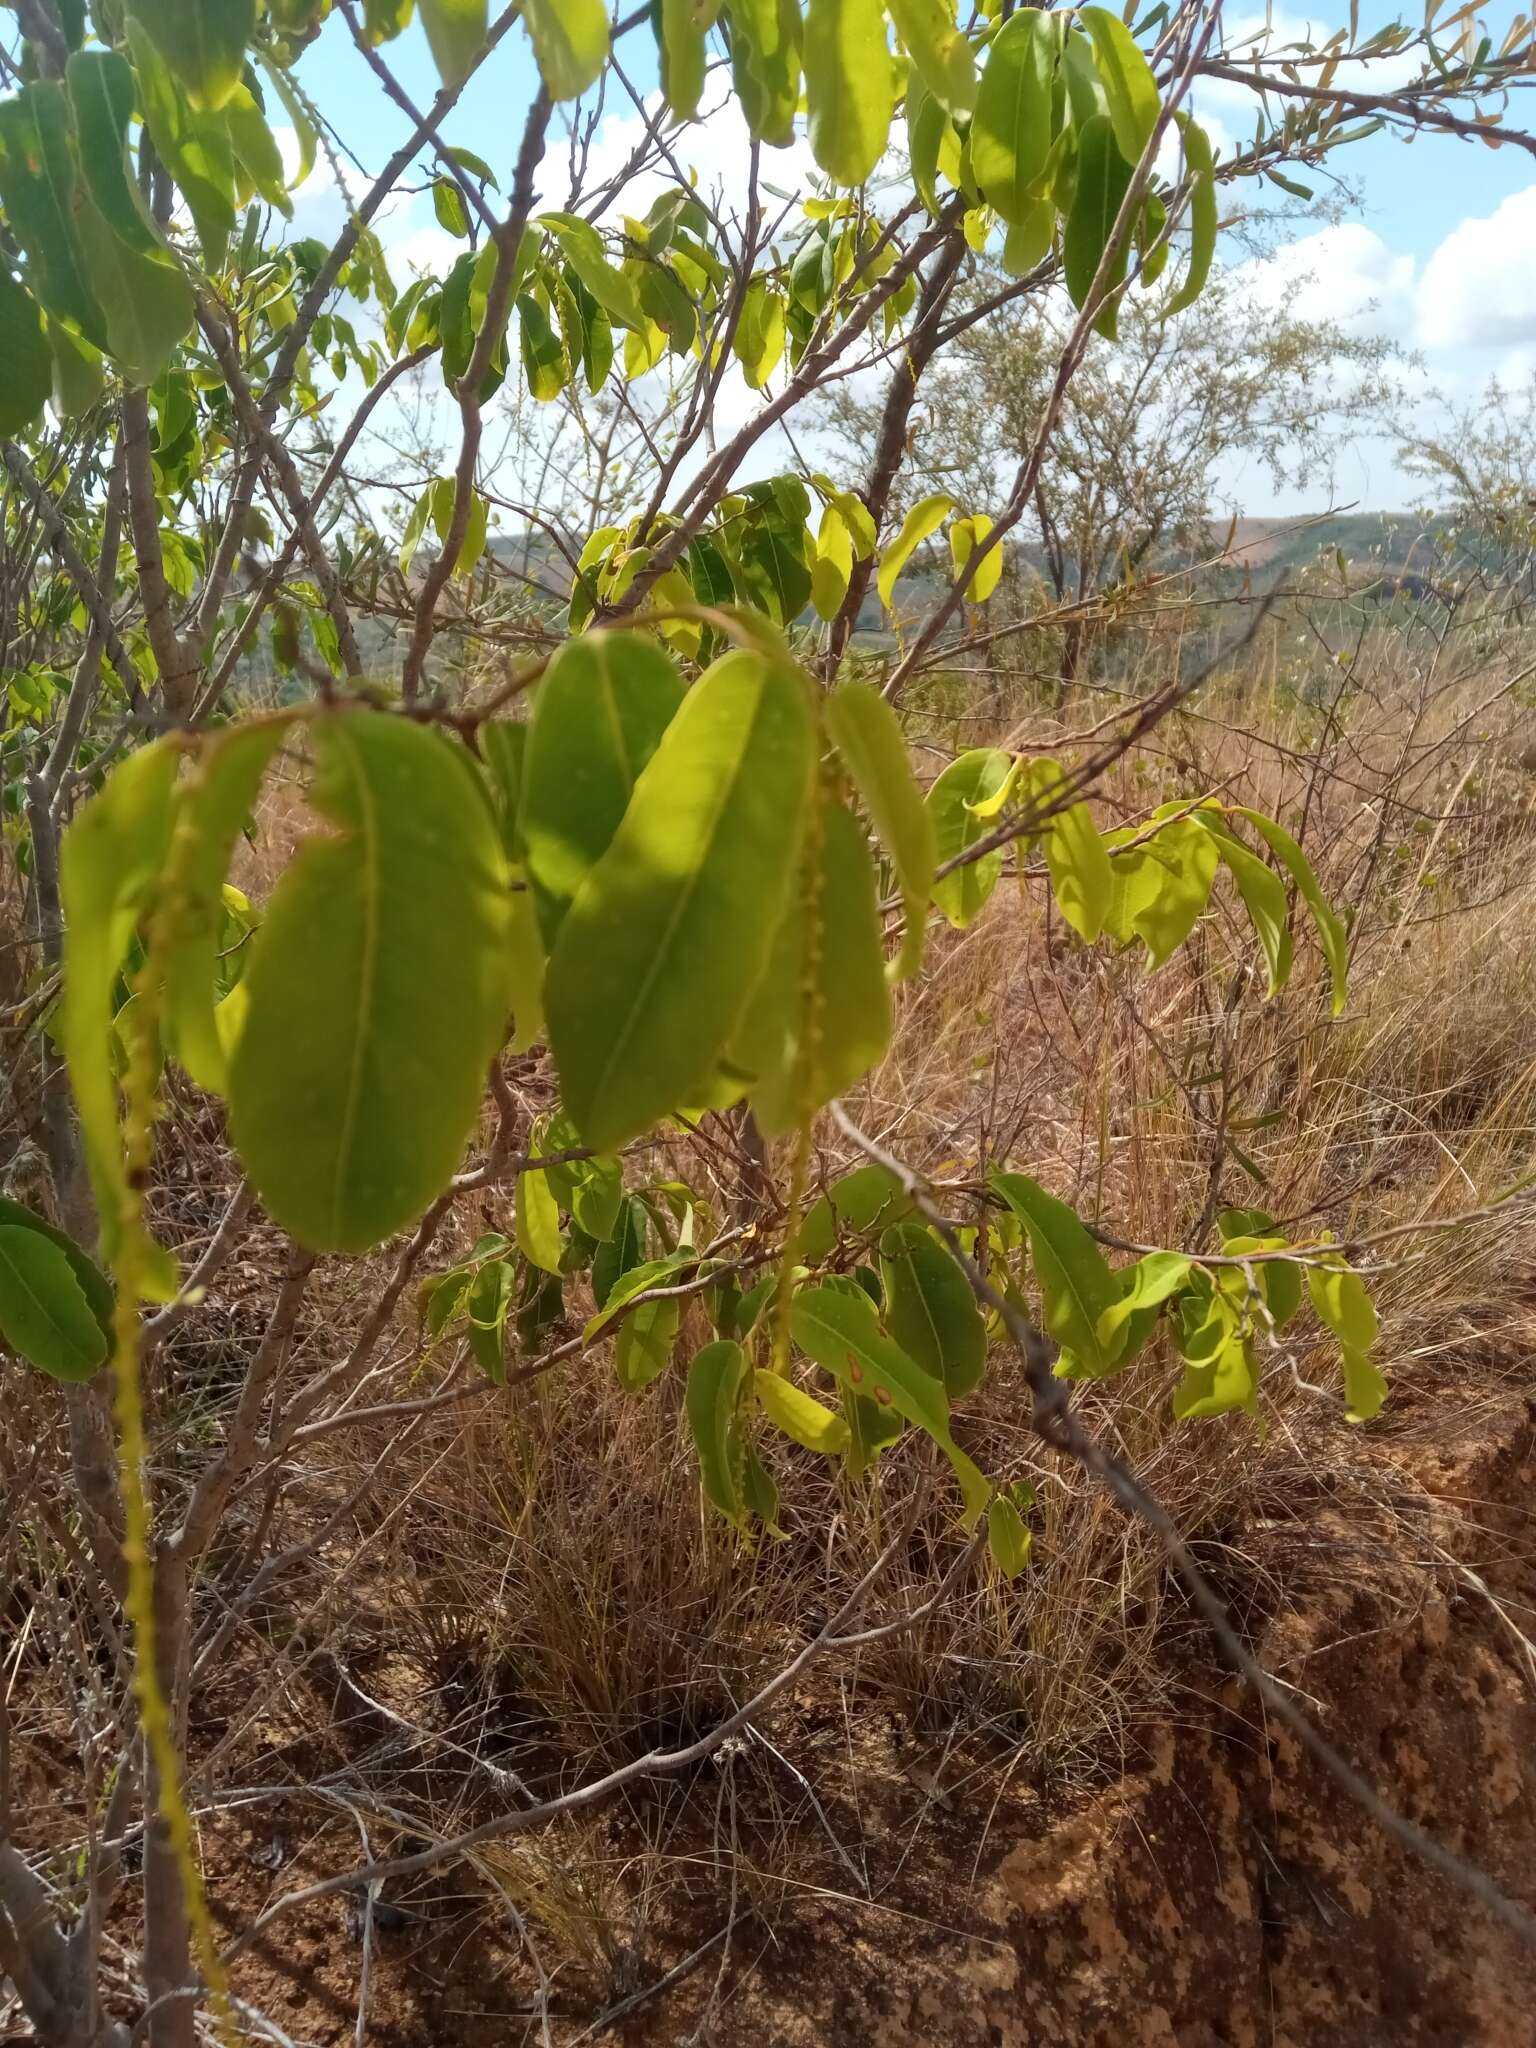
[1416,184,1536,350]
[1231,222,1417,335]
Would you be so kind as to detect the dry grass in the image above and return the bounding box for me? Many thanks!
[9,568,1536,2025]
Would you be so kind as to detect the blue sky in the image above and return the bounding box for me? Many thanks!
[281,4,1536,517]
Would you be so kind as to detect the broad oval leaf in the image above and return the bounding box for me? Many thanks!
[991,1171,1118,1377]
[0,1199,114,1350]
[949,513,1003,602]
[791,1283,988,1521]
[0,1225,108,1382]
[928,747,1011,929]
[805,0,899,187]
[525,0,610,99]
[1044,796,1113,945]
[545,649,814,1150]
[1095,1250,1192,1356]
[687,1340,751,1521]
[879,1221,987,1398]
[66,51,157,254]
[799,1163,910,1263]
[420,0,488,88]
[132,0,254,112]
[520,632,685,946]
[0,87,106,345]
[1063,112,1134,340]
[228,715,512,1253]
[987,1491,1032,1578]
[878,492,954,611]
[888,0,976,116]
[161,720,289,1094]
[971,9,1053,226]
[826,677,936,979]
[1077,9,1160,169]
[1190,810,1293,998]
[736,796,892,1135]
[60,739,181,1274]
[1307,1256,1387,1422]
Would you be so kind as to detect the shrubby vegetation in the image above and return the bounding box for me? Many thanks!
[1,1,1534,2040]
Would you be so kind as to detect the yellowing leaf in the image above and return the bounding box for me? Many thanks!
[878,491,955,611]
[948,512,1002,601]
[888,0,976,115]
[419,0,487,86]
[928,746,1011,928]
[755,1368,851,1455]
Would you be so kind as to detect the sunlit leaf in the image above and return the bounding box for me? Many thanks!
[419,0,487,87]
[805,0,899,186]
[991,1171,1118,1377]
[1078,8,1160,169]
[228,716,512,1253]
[928,747,1010,928]
[888,0,976,116]
[525,0,609,99]
[520,631,685,946]
[971,8,1052,226]
[547,650,813,1149]
[878,491,954,610]
[132,0,254,112]
[755,1368,851,1454]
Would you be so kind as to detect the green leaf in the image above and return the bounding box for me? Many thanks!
[906,68,948,216]
[971,8,1053,226]
[592,1193,648,1309]
[520,631,685,947]
[826,677,935,979]
[228,715,512,1253]
[59,740,181,1277]
[791,1283,987,1521]
[66,51,157,253]
[515,1146,565,1276]
[161,722,287,1094]
[928,747,1011,929]
[990,1171,1118,1377]
[519,292,566,400]
[888,0,975,115]
[805,0,899,186]
[1190,810,1293,998]
[0,1198,114,1353]
[987,1491,1031,1578]
[47,316,103,413]
[1063,111,1134,340]
[1171,1282,1256,1418]
[878,491,954,611]
[72,208,195,388]
[125,18,236,271]
[810,502,853,622]
[258,56,316,188]
[688,1340,750,1521]
[525,0,609,98]
[879,1222,987,1398]
[0,86,106,345]
[541,213,644,329]
[131,0,254,112]
[732,277,786,390]
[656,0,711,120]
[465,1256,513,1381]
[546,649,814,1150]
[799,1164,910,1263]
[0,267,51,434]
[419,0,487,86]
[736,796,891,1134]
[1077,8,1160,169]
[614,1286,681,1390]
[1095,1250,1191,1354]
[754,1368,851,1455]
[1233,808,1348,1016]
[1307,1257,1386,1422]
[432,177,470,237]
[1165,112,1215,315]
[1043,793,1113,945]
[0,1225,108,1381]
[1107,814,1218,967]
[725,0,803,146]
